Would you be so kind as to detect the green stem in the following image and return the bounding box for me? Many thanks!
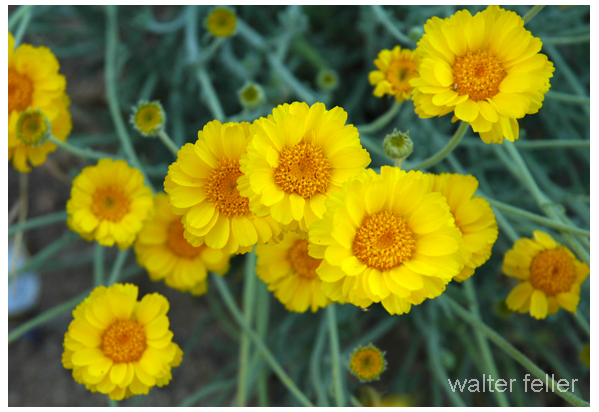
[292,36,328,71]
[356,101,402,134]
[237,251,257,407]
[327,305,345,407]
[310,318,330,406]
[13,6,33,46]
[542,34,590,46]
[444,296,590,407]
[8,211,68,236]
[94,243,105,286]
[544,44,589,117]
[573,312,590,337]
[254,282,270,407]
[179,379,236,407]
[104,5,154,192]
[408,121,469,170]
[266,54,318,105]
[211,273,315,407]
[108,398,118,407]
[342,316,397,356]
[522,5,545,24]
[197,67,226,121]
[359,134,390,160]
[157,130,180,157]
[546,91,590,106]
[349,395,364,407]
[8,4,35,32]
[49,136,120,161]
[107,249,129,285]
[461,137,590,149]
[16,232,79,276]
[371,5,415,45]
[9,173,28,291]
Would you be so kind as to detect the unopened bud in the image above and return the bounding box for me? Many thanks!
[383,129,413,167]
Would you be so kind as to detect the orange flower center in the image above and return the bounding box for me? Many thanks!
[453,50,507,101]
[204,159,250,216]
[288,239,321,279]
[353,211,415,271]
[8,68,34,114]
[350,348,385,380]
[91,186,131,222]
[529,248,576,296]
[102,320,146,363]
[274,142,331,198]
[167,220,202,259]
[387,59,418,92]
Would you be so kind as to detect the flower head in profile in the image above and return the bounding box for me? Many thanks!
[164,120,281,255]
[503,231,589,319]
[349,344,387,382]
[369,46,419,103]
[130,100,165,137]
[67,159,154,250]
[426,173,498,281]
[410,6,554,143]
[8,32,72,172]
[239,102,371,232]
[134,193,231,295]
[205,6,237,38]
[309,166,463,315]
[255,231,331,313]
[62,284,183,400]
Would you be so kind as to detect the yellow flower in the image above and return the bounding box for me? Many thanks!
[309,166,463,315]
[205,7,237,38]
[357,386,412,407]
[349,344,387,382]
[503,231,589,319]
[580,344,590,367]
[255,231,331,313]
[130,100,165,137]
[134,193,231,295]
[67,159,154,250]
[239,102,371,232]
[369,46,419,103]
[62,284,183,400]
[410,6,555,143]
[426,173,498,281]
[379,395,412,407]
[164,120,281,255]
[8,33,72,172]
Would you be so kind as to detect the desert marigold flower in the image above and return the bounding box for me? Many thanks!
[67,159,154,250]
[130,100,165,137]
[205,6,237,37]
[369,46,419,103]
[8,32,72,172]
[410,6,555,143]
[349,344,387,382]
[164,120,281,255]
[62,283,183,400]
[255,231,331,313]
[426,173,498,281]
[503,231,589,319]
[134,193,231,295]
[239,102,371,232]
[309,166,463,315]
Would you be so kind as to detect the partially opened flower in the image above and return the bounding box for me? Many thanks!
[130,100,165,137]
[369,46,419,103]
[410,6,554,143]
[62,284,183,400]
[134,193,231,295]
[426,173,498,281]
[349,344,387,382]
[503,231,589,319]
[205,6,237,37]
[67,159,154,250]
[255,231,331,313]
[239,102,371,231]
[164,120,281,254]
[309,166,463,315]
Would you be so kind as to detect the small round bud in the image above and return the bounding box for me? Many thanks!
[408,26,424,42]
[383,129,413,167]
[130,100,166,137]
[316,69,339,91]
[238,82,266,110]
[205,6,237,38]
[17,108,52,146]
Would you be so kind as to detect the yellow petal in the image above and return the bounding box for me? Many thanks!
[530,289,548,319]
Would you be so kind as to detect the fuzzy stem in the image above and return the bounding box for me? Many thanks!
[327,305,345,407]
[157,130,180,157]
[408,121,469,170]
[356,101,402,134]
[49,136,120,161]
[522,5,545,24]
[237,251,257,407]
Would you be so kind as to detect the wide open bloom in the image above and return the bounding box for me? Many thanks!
[369,46,419,103]
[426,173,498,281]
[66,159,154,250]
[62,284,183,400]
[503,231,589,319]
[255,231,331,313]
[239,102,371,232]
[164,120,281,255]
[309,166,463,315]
[410,6,554,143]
[134,193,231,295]
[8,32,72,172]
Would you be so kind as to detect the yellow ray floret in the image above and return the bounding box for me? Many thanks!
[239,101,371,232]
[502,231,589,319]
[62,284,183,400]
[409,6,554,143]
[309,166,464,315]
[369,46,419,103]
[66,159,154,250]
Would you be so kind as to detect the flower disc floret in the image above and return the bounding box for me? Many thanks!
[369,46,420,102]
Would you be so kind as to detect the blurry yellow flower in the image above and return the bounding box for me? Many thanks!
[410,6,554,143]
[134,193,231,295]
[426,173,498,281]
[67,159,154,250]
[239,102,370,232]
[580,344,590,367]
[357,386,412,407]
[205,7,237,37]
[503,231,589,319]
[255,231,331,313]
[369,46,419,103]
[62,284,183,400]
[379,394,412,407]
[130,100,165,137]
[349,344,387,382]
[164,120,281,254]
[309,166,463,315]
[8,33,72,172]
